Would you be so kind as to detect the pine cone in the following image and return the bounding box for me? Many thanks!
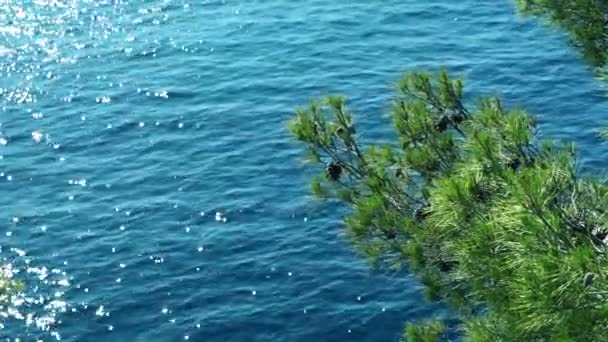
[326,161,342,181]
[583,272,595,288]
[434,116,449,132]
[451,112,465,125]
[507,158,521,171]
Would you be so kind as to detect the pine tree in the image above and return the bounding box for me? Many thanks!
[516,0,608,67]
[290,71,608,341]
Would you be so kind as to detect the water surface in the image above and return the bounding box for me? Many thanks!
[1,1,607,341]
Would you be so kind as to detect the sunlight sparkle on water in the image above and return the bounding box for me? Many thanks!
[0,256,73,337]
[31,131,42,142]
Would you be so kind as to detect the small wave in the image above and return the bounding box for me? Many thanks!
[0,47,15,56]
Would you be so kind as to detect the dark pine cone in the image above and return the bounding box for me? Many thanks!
[326,161,342,181]
[383,230,396,240]
[336,125,356,136]
[414,206,429,222]
[438,259,456,272]
[395,168,404,178]
[434,116,449,132]
[507,158,521,171]
[451,112,465,125]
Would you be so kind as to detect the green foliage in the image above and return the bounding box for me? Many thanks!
[0,272,23,293]
[289,71,608,340]
[597,127,608,140]
[516,0,608,66]
[0,271,23,312]
[402,321,445,342]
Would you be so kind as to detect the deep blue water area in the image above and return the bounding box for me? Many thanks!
[1,1,608,341]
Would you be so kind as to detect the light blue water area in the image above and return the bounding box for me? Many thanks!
[1,0,607,341]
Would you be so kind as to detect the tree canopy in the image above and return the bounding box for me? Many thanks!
[516,0,608,67]
[290,71,608,341]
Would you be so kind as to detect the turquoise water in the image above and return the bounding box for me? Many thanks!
[1,1,608,341]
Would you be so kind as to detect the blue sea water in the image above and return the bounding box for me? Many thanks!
[1,0,608,341]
